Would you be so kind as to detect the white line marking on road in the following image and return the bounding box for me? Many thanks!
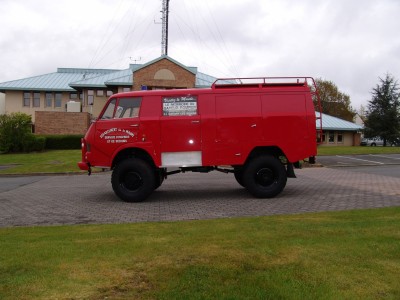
[370,154,400,160]
[336,155,384,164]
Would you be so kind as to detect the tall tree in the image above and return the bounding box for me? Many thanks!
[314,79,356,121]
[364,74,400,146]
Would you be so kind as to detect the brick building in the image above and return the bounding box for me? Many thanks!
[0,56,217,134]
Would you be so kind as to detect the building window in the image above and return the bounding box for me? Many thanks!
[33,92,40,107]
[23,92,31,107]
[55,93,62,108]
[70,93,78,100]
[122,87,130,93]
[101,99,116,119]
[88,90,94,105]
[46,93,53,107]
[96,90,104,97]
[106,90,113,97]
[328,131,335,143]
[317,132,326,143]
[337,132,343,143]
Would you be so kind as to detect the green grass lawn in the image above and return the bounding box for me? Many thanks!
[317,145,400,156]
[0,150,83,174]
[1,207,399,299]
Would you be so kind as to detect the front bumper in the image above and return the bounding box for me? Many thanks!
[78,161,89,171]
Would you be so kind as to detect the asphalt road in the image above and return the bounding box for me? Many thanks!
[0,176,50,193]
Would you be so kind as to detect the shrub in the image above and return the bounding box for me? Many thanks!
[38,135,83,150]
[0,113,35,153]
[22,135,46,152]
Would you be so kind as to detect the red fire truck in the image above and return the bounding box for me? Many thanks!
[78,77,322,202]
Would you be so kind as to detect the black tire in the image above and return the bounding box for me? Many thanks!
[234,167,245,187]
[111,158,156,202]
[154,169,165,190]
[371,143,376,147]
[243,155,287,198]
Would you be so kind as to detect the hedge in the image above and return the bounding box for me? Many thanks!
[37,135,83,150]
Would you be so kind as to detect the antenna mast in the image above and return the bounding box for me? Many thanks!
[161,0,170,56]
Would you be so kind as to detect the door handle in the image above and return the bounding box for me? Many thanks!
[191,120,200,124]
[130,124,139,127]
[251,124,257,128]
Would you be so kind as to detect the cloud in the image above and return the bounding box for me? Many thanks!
[1,0,399,110]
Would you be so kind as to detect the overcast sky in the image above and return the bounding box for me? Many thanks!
[1,0,399,110]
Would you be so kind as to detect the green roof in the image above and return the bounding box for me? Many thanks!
[0,69,108,92]
[69,68,135,89]
[317,112,363,131]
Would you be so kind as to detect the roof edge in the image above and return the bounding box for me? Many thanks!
[133,55,197,75]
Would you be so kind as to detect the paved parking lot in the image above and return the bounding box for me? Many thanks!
[317,153,400,167]
[1,164,400,227]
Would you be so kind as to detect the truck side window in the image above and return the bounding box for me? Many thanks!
[100,97,142,119]
[101,99,116,119]
[162,95,197,116]
[116,97,142,118]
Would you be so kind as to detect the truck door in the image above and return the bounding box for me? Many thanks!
[215,95,263,165]
[94,97,142,161]
[160,95,202,167]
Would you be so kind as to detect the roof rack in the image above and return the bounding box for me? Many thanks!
[212,76,314,89]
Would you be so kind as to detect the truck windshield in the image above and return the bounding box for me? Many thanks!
[100,97,142,119]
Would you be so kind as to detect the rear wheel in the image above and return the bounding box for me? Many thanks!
[243,155,287,198]
[111,158,156,202]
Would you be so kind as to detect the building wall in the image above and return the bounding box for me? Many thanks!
[319,131,361,146]
[5,90,73,122]
[35,111,90,135]
[0,93,5,114]
[133,58,196,90]
[3,88,120,122]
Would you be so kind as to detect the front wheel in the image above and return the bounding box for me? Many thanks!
[243,155,287,198]
[111,158,156,202]
[234,167,245,187]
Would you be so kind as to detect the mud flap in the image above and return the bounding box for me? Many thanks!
[286,163,296,178]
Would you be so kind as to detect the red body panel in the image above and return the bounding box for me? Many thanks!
[78,79,318,170]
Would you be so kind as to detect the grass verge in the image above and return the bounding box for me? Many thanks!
[1,207,399,299]
[0,150,83,174]
[317,146,400,156]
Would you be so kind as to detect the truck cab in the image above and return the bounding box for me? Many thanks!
[79,77,322,202]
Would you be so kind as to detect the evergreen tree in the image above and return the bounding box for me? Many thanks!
[364,74,400,146]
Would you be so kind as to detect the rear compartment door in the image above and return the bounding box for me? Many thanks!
[215,95,262,165]
[160,95,202,167]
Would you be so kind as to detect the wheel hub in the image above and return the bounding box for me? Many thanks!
[122,171,143,191]
[255,168,275,186]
